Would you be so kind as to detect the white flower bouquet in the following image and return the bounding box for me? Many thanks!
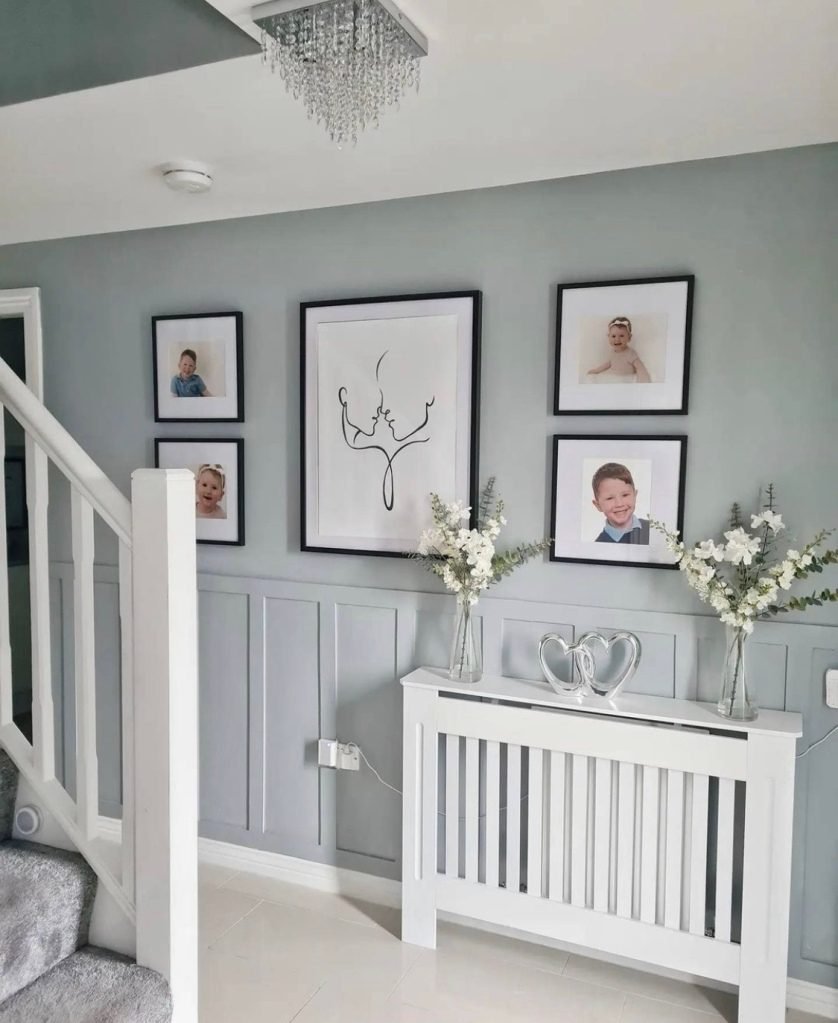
[416,478,550,605]
[415,478,550,681]
[652,486,838,634]
[653,485,838,718]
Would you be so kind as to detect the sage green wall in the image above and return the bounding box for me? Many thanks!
[1,145,836,619]
[0,143,836,987]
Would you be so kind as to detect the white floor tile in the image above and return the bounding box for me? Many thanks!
[194,868,800,1023]
[620,994,734,1023]
[293,986,472,1023]
[199,885,261,946]
[393,944,625,1023]
[199,863,240,889]
[209,898,420,998]
[200,948,320,1023]
[564,954,737,1019]
[222,871,400,933]
[437,920,569,975]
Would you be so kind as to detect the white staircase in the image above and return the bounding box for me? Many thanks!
[0,292,198,1023]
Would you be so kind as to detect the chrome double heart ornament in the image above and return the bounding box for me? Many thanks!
[538,631,641,699]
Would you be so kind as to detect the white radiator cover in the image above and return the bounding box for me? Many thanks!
[402,667,802,1023]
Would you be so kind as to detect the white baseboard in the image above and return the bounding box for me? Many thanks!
[99,817,838,1019]
[787,979,838,1019]
[198,835,402,908]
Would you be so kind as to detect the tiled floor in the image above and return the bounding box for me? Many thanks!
[198,864,822,1023]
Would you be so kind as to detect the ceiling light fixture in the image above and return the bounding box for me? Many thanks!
[251,0,428,146]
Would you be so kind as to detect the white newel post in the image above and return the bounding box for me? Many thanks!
[401,683,439,949]
[131,469,198,1023]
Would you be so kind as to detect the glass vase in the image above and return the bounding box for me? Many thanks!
[717,624,757,721]
[449,598,482,684]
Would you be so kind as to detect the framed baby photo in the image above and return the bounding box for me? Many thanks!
[550,434,686,568]
[301,290,481,557]
[152,311,244,422]
[554,276,694,414]
[154,438,245,546]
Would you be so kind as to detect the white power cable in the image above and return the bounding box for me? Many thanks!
[796,724,838,760]
[345,742,530,819]
[346,743,402,796]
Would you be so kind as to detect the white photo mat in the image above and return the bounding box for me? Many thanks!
[556,278,693,413]
[302,293,479,555]
[551,435,686,567]
[154,313,243,421]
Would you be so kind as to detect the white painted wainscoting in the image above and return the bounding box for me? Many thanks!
[47,564,838,994]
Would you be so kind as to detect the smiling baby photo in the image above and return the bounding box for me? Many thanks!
[154,438,245,545]
[554,276,694,414]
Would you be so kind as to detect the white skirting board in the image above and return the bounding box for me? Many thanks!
[98,818,838,1020]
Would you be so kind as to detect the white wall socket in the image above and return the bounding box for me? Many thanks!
[826,669,838,709]
[317,739,360,771]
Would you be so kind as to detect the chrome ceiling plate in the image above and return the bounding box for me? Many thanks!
[251,0,428,57]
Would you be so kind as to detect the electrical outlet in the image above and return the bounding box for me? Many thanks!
[826,669,838,709]
[337,742,360,771]
[318,739,360,771]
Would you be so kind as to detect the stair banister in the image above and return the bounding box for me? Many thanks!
[0,357,131,542]
[0,346,199,1021]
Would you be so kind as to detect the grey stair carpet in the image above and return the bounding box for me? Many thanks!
[0,839,97,1002]
[0,751,17,841]
[0,946,173,1023]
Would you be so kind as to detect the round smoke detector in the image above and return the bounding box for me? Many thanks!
[161,160,213,194]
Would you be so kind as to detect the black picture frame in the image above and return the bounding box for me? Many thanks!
[554,275,694,415]
[300,290,482,557]
[152,311,244,423]
[154,437,245,546]
[549,433,687,569]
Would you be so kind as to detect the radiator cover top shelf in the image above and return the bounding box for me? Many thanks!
[401,666,803,738]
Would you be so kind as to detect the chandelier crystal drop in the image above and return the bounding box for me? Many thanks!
[255,0,427,146]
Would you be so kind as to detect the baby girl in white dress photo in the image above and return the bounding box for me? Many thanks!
[586,316,651,383]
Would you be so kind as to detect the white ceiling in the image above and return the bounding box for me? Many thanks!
[0,0,835,245]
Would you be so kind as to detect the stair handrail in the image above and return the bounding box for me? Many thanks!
[0,357,131,544]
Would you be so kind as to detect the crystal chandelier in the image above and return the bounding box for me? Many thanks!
[252,0,428,146]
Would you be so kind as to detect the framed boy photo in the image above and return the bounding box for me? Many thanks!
[301,290,481,557]
[550,434,686,568]
[154,438,245,546]
[152,312,244,422]
[554,276,694,414]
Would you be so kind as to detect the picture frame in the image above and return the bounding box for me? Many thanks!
[154,438,245,546]
[550,434,687,569]
[554,276,694,415]
[152,311,244,422]
[301,290,481,557]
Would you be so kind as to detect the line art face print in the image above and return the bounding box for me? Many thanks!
[338,350,435,511]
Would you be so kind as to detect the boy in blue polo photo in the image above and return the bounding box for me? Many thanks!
[591,462,650,544]
[171,348,211,398]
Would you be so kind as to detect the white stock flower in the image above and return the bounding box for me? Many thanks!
[723,528,761,566]
[694,539,724,562]
[751,510,784,533]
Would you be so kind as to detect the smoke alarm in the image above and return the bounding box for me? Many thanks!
[161,160,213,194]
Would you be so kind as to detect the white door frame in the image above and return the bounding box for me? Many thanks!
[0,288,44,399]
